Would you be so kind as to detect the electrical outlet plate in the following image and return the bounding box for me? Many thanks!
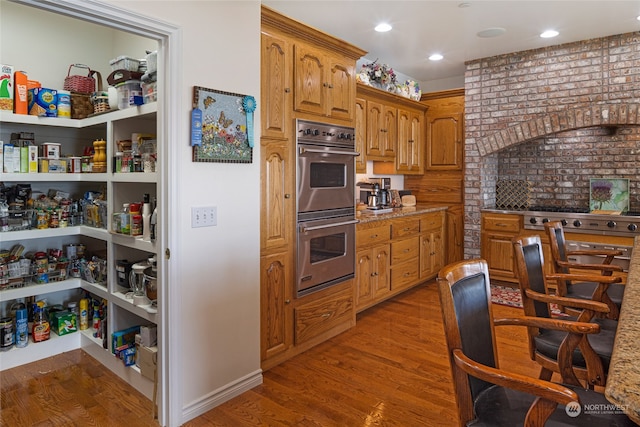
[191,206,217,228]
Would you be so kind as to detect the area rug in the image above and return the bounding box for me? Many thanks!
[491,283,567,316]
[490,284,524,308]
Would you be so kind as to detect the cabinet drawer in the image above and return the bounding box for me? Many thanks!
[392,219,420,238]
[420,212,444,231]
[294,288,353,345]
[482,214,521,233]
[391,260,419,290]
[357,224,391,247]
[391,236,419,265]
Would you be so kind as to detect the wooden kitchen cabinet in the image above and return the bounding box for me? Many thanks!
[425,93,464,171]
[260,6,365,370]
[354,97,367,173]
[260,251,293,360]
[357,84,427,171]
[396,108,423,174]
[481,213,522,281]
[261,32,292,140]
[355,209,446,311]
[420,211,445,279]
[293,44,356,121]
[446,205,464,263]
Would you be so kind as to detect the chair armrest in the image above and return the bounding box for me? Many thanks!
[556,260,624,273]
[524,288,610,313]
[494,316,601,334]
[547,272,622,284]
[567,249,622,258]
[452,349,578,406]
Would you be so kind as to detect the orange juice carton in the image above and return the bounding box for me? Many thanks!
[0,64,14,111]
[28,87,57,117]
[13,70,28,114]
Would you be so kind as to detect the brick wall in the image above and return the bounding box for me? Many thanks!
[464,32,640,258]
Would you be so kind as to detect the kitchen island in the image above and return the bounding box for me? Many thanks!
[605,235,640,424]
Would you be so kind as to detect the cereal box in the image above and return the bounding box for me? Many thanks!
[14,70,27,114]
[0,64,14,111]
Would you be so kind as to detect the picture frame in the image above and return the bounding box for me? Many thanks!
[192,86,253,163]
[589,178,629,213]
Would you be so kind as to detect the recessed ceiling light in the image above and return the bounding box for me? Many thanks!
[375,23,392,33]
[458,2,472,8]
[637,15,640,21]
[476,27,506,38]
[540,30,559,38]
[429,53,444,61]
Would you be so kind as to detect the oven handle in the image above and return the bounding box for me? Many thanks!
[300,219,359,232]
[298,147,360,157]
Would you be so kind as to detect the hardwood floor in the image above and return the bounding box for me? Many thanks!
[0,280,543,427]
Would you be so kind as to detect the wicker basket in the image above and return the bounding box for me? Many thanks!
[64,64,96,94]
[70,92,93,119]
[70,70,105,119]
[92,95,110,114]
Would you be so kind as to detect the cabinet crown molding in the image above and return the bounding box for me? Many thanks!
[262,5,367,60]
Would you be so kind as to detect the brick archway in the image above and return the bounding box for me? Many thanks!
[475,103,640,156]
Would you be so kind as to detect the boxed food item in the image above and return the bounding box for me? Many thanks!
[28,87,58,117]
[28,146,38,173]
[14,70,28,114]
[49,310,77,335]
[141,81,157,103]
[136,344,157,380]
[111,325,140,354]
[39,158,67,173]
[3,144,20,173]
[40,142,61,159]
[0,64,14,111]
[116,80,142,109]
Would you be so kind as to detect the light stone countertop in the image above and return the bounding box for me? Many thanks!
[356,204,448,224]
[605,235,640,424]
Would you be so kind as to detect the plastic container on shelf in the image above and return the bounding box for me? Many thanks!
[109,56,140,72]
[141,81,157,103]
[115,80,142,110]
[146,51,157,74]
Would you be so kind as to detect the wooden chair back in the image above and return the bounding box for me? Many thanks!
[437,259,498,425]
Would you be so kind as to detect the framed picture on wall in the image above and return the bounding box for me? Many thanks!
[192,86,253,163]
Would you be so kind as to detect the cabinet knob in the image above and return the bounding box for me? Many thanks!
[323,82,328,87]
[284,193,291,199]
[284,88,291,93]
[321,313,331,318]
[370,234,378,238]
[285,299,291,304]
[328,84,334,89]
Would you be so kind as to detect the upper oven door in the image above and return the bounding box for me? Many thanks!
[297,143,357,214]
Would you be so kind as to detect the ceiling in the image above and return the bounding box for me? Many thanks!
[262,1,640,85]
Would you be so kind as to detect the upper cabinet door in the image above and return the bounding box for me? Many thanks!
[261,32,292,140]
[326,54,355,121]
[293,44,326,117]
[426,110,463,171]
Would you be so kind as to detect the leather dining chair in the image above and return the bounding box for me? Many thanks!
[437,259,634,426]
[512,235,617,389]
[544,221,625,320]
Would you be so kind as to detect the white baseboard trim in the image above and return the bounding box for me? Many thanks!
[181,369,263,423]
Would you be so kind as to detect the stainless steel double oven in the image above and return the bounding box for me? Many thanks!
[296,119,358,297]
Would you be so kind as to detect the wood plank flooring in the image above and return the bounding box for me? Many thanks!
[0,280,544,426]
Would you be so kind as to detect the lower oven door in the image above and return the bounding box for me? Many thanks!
[565,241,632,272]
[297,216,357,297]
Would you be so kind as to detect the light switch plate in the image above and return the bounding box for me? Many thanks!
[191,206,217,227]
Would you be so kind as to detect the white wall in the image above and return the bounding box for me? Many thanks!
[1,0,261,424]
[105,0,262,420]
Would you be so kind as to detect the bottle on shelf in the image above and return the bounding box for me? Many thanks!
[150,197,157,242]
[142,193,151,241]
[32,305,50,343]
[130,202,142,236]
[79,298,89,330]
[121,203,131,235]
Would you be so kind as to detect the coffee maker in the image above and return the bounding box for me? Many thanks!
[357,177,391,209]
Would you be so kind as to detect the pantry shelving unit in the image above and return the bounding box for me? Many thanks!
[0,103,159,399]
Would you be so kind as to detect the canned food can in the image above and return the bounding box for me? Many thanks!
[0,317,14,351]
[64,243,77,260]
[77,244,86,259]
